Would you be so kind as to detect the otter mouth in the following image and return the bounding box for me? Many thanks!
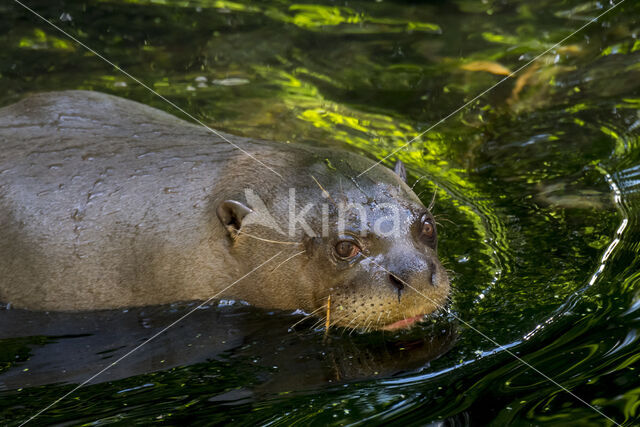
[382,314,425,331]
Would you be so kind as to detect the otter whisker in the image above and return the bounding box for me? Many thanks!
[410,174,429,190]
[325,313,345,330]
[367,313,377,333]
[327,313,346,334]
[269,250,306,276]
[310,174,337,208]
[381,310,391,333]
[375,311,383,330]
[315,311,348,331]
[428,185,438,211]
[236,229,301,245]
[436,295,454,312]
[432,215,457,226]
[363,312,375,334]
[362,322,370,334]
[310,316,327,331]
[318,312,349,335]
[346,313,363,329]
[288,304,326,330]
[331,310,353,327]
[312,291,339,304]
[352,312,372,336]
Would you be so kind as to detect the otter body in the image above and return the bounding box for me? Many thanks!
[0,91,449,330]
[0,91,246,309]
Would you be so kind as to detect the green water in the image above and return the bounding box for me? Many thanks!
[1,0,639,425]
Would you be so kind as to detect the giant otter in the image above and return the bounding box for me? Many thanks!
[0,91,449,330]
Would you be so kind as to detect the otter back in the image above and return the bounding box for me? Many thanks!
[0,91,254,309]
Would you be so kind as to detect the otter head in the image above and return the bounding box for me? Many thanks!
[214,150,450,332]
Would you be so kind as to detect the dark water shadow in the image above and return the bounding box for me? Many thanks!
[0,303,456,398]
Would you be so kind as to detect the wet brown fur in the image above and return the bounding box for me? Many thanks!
[0,91,450,329]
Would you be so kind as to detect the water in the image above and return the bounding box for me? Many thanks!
[1,0,639,425]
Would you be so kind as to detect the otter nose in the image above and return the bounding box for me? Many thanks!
[387,259,437,294]
[388,274,405,291]
[388,273,405,302]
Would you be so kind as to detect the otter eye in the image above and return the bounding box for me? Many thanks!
[334,241,361,259]
[422,221,434,237]
[420,215,436,240]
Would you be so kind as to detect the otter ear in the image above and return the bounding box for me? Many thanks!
[393,160,407,183]
[216,200,253,238]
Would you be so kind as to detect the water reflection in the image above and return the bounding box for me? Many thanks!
[0,304,456,393]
